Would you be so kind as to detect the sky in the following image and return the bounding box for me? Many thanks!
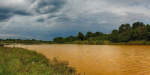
[0,0,150,40]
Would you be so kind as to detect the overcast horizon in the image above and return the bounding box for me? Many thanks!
[0,0,150,40]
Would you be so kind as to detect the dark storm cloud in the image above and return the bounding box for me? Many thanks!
[0,13,11,21]
[48,15,58,19]
[0,7,30,21]
[37,18,45,22]
[0,0,67,21]
[0,8,13,21]
[13,11,31,16]
[36,0,67,14]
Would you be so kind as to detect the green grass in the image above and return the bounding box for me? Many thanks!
[0,47,77,75]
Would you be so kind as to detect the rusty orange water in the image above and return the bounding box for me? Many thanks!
[10,44,150,75]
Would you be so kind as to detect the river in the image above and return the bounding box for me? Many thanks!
[10,44,150,75]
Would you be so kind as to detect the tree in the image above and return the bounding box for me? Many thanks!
[130,26,147,40]
[118,31,132,42]
[119,24,125,33]
[32,39,36,41]
[146,24,150,40]
[146,24,150,32]
[118,23,131,42]
[119,23,131,33]
[53,37,64,43]
[109,30,119,42]
[132,22,145,29]
[85,31,93,39]
[94,31,103,37]
[147,32,150,40]
[137,26,147,40]
[78,32,84,41]
[125,23,131,31]
[131,29,139,40]
[66,36,74,42]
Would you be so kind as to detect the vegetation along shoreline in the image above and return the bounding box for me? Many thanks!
[53,22,150,45]
[0,46,78,75]
[0,22,150,45]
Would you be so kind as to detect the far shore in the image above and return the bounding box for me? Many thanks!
[5,40,150,46]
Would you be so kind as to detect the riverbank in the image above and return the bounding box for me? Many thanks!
[2,39,150,46]
[0,47,77,75]
[54,40,150,45]
[5,40,150,45]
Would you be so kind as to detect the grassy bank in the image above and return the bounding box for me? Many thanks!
[0,47,77,75]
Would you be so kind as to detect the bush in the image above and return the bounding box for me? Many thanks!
[0,43,4,47]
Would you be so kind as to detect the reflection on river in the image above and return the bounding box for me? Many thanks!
[10,44,150,75]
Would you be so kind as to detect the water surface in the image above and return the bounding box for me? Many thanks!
[11,44,150,75]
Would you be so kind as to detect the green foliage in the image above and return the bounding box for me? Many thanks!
[52,22,150,45]
[132,22,145,29]
[147,32,150,41]
[78,32,84,41]
[52,30,109,44]
[0,39,52,45]
[1,21,150,45]
[109,30,119,42]
[0,47,77,75]
[119,23,131,33]
[85,31,93,39]
[137,26,147,40]
[109,22,150,43]
[66,36,75,42]
[53,37,65,44]
[0,43,4,47]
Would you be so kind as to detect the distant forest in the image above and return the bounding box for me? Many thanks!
[53,22,150,44]
[1,22,150,45]
[0,39,52,45]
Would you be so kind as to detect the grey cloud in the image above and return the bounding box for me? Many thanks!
[0,5,31,21]
[48,15,58,19]
[0,10,30,21]
[103,0,150,5]
[36,0,67,14]
[0,14,11,22]
[0,8,13,21]
[0,0,150,40]
[37,18,45,22]
[13,11,31,16]
[0,0,67,21]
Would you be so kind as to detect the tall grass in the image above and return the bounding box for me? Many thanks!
[0,47,77,75]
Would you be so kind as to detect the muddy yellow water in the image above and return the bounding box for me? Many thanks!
[11,44,150,75]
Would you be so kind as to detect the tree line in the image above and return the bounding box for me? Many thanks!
[53,22,150,44]
[0,39,52,45]
[110,22,150,42]
[53,31,108,44]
